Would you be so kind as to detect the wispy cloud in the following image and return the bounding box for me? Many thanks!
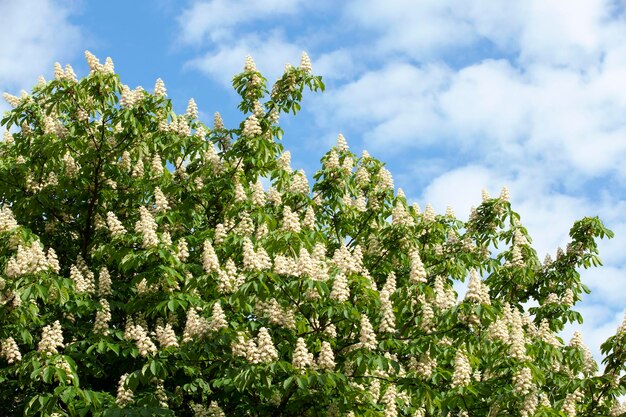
[0,0,82,92]
[177,0,306,45]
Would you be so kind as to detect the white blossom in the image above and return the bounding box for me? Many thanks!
[281,206,301,233]
[359,315,377,350]
[317,341,336,371]
[292,337,313,370]
[256,327,279,363]
[154,78,167,97]
[186,98,198,119]
[38,320,64,356]
[106,211,126,236]
[209,301,228,332]
[300,51,312,73]
[214,112,225,130]
[203,240,220,272]
[1,337,21,363]
[93,299,112,335]
[330,272,350,302]
[183,308,210,342]
[135,206,159,248]
[116,374,134,406]
[155,323,179,349]
[451,349,471,388]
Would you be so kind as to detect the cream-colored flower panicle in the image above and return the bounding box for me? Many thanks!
[176,238,190,262]
[451,349,471,388]
[464,269,490,305]
[409,249,427,284]
[251,178,266,206]
[278,151,292,172]
[3,92,21,108]
[382,384,397,417]
[330,272,350,302]
[127,324,157,356]
[244,55,257,72]
[256,327,279,363]
[0,206,18,232]
[154,187,170,212]
[85,50,103,73]
[214,112,225,130]
[98,267,112,296]
[209,301,228,332]
[317,341,336,371]
[106,212,126,236]
[135,206,159,248]
[38,320,64,356]
[154,78,167,97]
[292,337,313,370]
[70,264,95,293]
[300,51,312,73]
[281,206,301,233]
[116,373,134,407]
[202,240,220,273]
[512,367,533,395]
[93,299,112,335]
[186,98,198,119]
[359,315,377,350]
[379,294,396,333]
[183,308,210,342]
[242,114,262,137]
[5,240,51,278]
[155,323,179,348]
[1,337,22,363]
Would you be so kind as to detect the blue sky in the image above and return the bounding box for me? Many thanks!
[2,0,626,361]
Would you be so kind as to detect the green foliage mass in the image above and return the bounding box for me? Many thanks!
[0,52,624,416]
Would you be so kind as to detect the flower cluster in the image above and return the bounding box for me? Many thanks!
[135,206,159,248]
[93,299,111,334]
[0,206,18,232]
[292,337,313,370]
[116,373,134,406]
[183,307,210,342]
[38,320,64,356]
[359,315,377,350]
[451,349,471,388]
[231,327,279,364]
[153,322,178,348]
[464,269,490,304]
[0,337,21,363]
[125,323,157,356]
[5,240,53,278]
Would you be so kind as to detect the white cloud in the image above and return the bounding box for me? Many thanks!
[344,0,477,60]
[334,1,626,179]
[315,55,626,181]
[584,266,626,308]
[0,0,81,92]
[420,165,501,220]
[177,0,305,45]
[314,62,451,150]
[345,0,620,68]
[186,33,303,86]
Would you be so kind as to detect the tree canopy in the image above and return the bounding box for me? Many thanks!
[0,51,625,416]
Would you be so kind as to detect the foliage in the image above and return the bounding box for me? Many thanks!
[0,51,624,417]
